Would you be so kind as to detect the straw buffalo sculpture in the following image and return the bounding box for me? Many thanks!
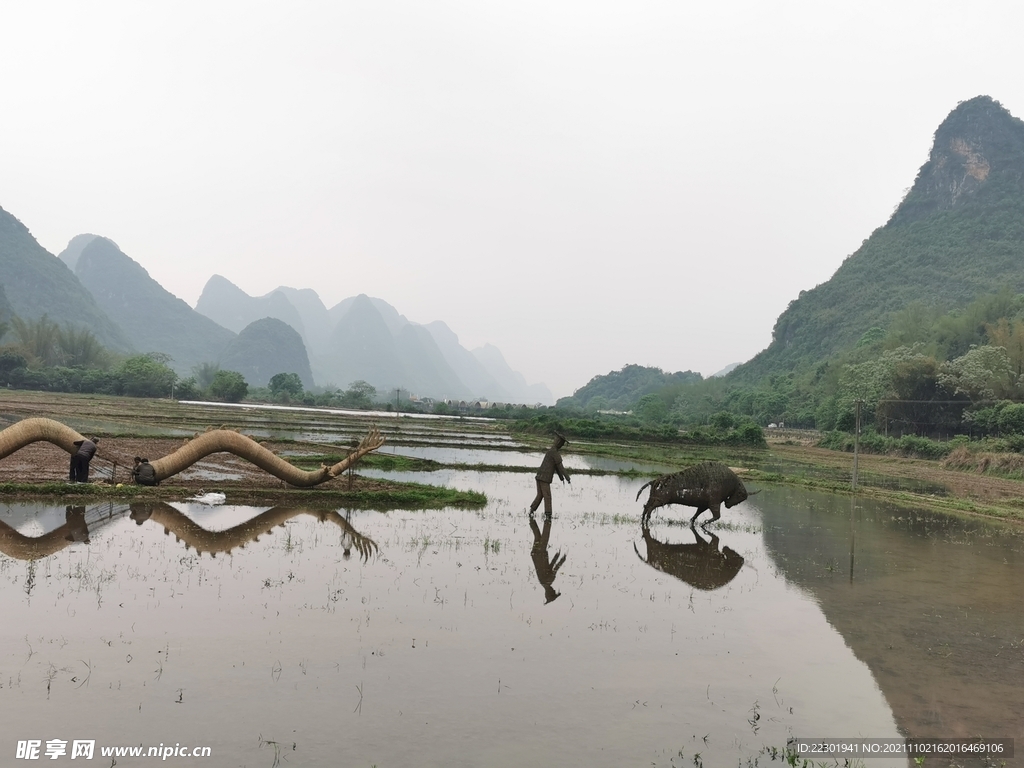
[635,461,754,526]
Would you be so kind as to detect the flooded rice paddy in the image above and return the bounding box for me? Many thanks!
[2,444,1023,766]
[379,444,670,474]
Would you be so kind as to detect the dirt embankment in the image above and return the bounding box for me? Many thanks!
[766,441,1024,521]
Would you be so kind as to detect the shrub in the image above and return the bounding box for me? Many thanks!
[208,370,248,403]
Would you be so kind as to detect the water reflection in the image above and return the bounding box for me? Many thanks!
[0,481,911,767]
[528,512,567,604]
[0,501,124,560]
[0,503,379,562]
[634,521,745,591]
[137,503,379,560]
[64,506,90,543]
[756,487,1024,746]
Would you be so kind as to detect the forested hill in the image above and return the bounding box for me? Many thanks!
[0,207,131,351]
[557,364,702,411]
[735,95,1024,380]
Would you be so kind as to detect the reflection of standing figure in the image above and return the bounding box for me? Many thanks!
[529,512,567,604]
[529,434,570,515]
[69,437,99,483]
[64,506,90,543]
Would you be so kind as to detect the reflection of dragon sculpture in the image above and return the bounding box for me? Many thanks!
[0,503,378,562]
[129,503,378,560]
[0,506,96,560]
[634,521,744,591]
[0,417,385,487]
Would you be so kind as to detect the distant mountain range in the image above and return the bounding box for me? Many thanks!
[62,235,236,372]
[11,94,1022,411]
[0,208,552,403]
[194,276,553,403]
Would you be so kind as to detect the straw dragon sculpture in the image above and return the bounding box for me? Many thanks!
[0,417,385,487]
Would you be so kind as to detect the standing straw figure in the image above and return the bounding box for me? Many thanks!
[529,433,570,516]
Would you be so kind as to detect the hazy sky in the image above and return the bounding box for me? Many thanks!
[2,1,1024,398]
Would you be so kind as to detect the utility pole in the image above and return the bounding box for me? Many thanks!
[852,399,862,491]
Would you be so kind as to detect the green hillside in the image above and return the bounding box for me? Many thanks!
[541,96,1024,443]
[737,95,1024,380]
[557,364,702,411]
[0,207,130,351]
[0,284,14,325]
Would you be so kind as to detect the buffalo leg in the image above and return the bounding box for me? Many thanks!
[704,502,722,526]
[689,505,709,526]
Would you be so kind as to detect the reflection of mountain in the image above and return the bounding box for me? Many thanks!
[0,504,377,562]
[634,522,744,591]
[757,487,1024,743]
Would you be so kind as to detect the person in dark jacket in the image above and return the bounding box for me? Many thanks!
[132,457,158,486]
[529,433,570,516]
[69,437,99,483]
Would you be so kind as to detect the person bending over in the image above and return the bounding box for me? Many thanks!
[69,437,99,483]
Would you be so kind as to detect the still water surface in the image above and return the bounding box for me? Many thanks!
[0,471,1021,766]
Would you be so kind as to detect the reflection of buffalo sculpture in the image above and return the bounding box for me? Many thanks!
[636,461,751,525]
[634,522,744,591]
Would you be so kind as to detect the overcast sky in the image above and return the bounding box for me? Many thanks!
[2,1,1023,398]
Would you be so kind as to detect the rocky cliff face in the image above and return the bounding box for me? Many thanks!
[892,95,1024,224]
